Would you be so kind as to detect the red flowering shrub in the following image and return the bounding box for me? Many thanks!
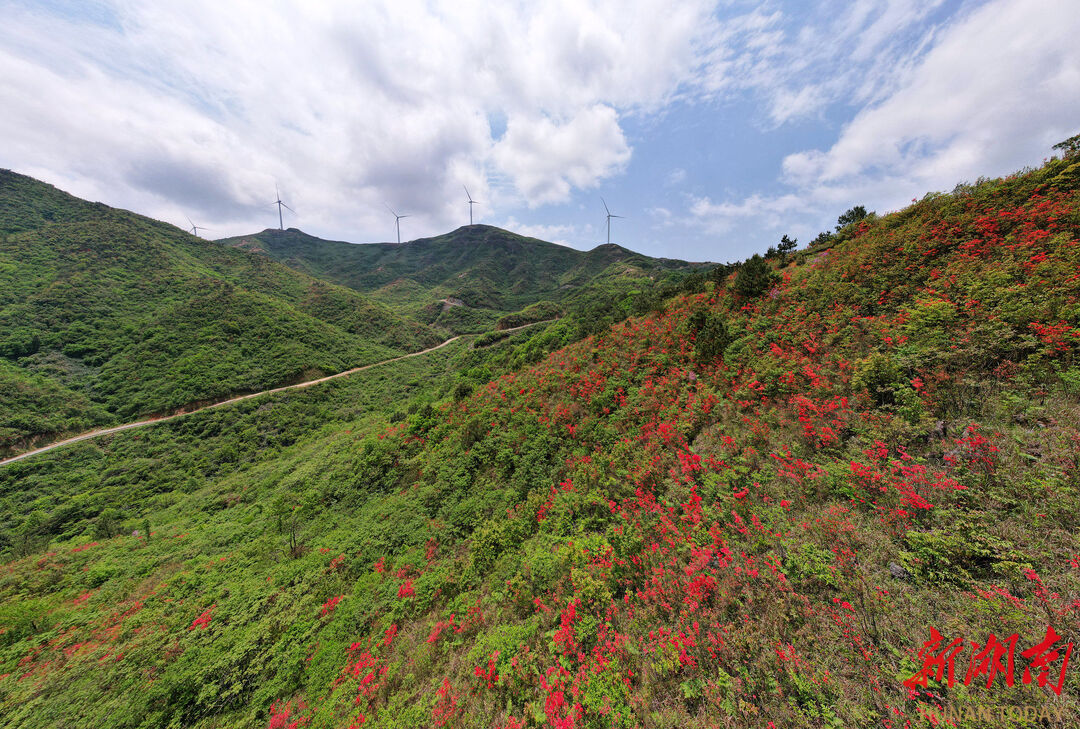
[189,606,215,631]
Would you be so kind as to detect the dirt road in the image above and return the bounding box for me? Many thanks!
[0,336,463,467]
[0,317,560,468]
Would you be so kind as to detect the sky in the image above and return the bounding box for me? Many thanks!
[1,0,1078,262]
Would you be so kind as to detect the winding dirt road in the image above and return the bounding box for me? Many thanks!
[0,317,560,468]
[0,336,462,468]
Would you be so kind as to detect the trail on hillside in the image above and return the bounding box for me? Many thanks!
[470,317,561,348]
[0,337,460,467]
[0,317,560,468]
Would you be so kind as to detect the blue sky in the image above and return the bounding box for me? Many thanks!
[1,0,1078,262]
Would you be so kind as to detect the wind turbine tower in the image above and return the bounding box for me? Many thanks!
[187,216,212,238]
[464,185,480,226]
[602,197,624,245]
[386,204,409,245]
[273,185,295,230]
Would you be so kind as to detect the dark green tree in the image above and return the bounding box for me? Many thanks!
[689,310,732,363]
[407,402,439,436]
[709,263,735,286]
[679,271,707,294]
[732,254,778,299]
[270,494,313,558]
[1053,132,1080,159]
[452,380,474,401]
[0,328,40,359]
[836,205,868,230]
[14,510,48,557]
[778,235,798,255]
[94,508,120,540]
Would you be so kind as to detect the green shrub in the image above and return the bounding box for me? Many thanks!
[688,310,732,363]
[899,521,1031,586]
[852,353,908,406]
[783,542,839,589]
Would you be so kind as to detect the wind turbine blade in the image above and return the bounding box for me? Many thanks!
[385,203,398,216]
[282,203,295,213]
[463,184,472,201]
[400,215,410,219]
[612,214,625,218]
[601,197,610,216]
[187,215,195,227]
[275,183,280,201]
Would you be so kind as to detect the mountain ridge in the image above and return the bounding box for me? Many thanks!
[216,225,711,324]
[0,170,442,453]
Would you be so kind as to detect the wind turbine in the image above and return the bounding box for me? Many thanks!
[272,184,295,230]
[601,197,624,245]
[186,216,212,238]
[386,204,409,244]
[463,185,480,226]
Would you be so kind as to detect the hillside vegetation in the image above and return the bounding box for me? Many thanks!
[1,157,1079,728]
[0,170,441,453]
[218,225,705,333]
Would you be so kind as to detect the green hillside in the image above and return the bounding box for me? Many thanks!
[0,170,441,453]
[218,225,707,331]
[2,156,1078,727]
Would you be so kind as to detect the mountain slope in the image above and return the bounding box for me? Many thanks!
[0,170,441,452]
[2,157,1079,727]
[218,225,708,330]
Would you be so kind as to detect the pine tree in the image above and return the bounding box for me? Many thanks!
[733,254,778,299]
[1053,132,1079,159]
[836,205,869,231]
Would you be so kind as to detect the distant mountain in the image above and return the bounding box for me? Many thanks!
[0,170,441,452]
[218,225,709,330]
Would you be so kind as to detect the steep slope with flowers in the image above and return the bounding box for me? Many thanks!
[1,157,1079,728]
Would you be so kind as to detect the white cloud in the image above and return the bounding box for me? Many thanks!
[684,0,1080,252]
[780,150,826,186]
[497,217,580,248]
[688,193,809,234]
[492,106,631,206]
[796,0,1080,193]
[1,0,1076,261]
[0,0,724,241]
[663,168,686,187]
[768,85,826,125]
[694,0,947,127]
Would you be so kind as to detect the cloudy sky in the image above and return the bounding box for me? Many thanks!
[2,0,1078,261]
